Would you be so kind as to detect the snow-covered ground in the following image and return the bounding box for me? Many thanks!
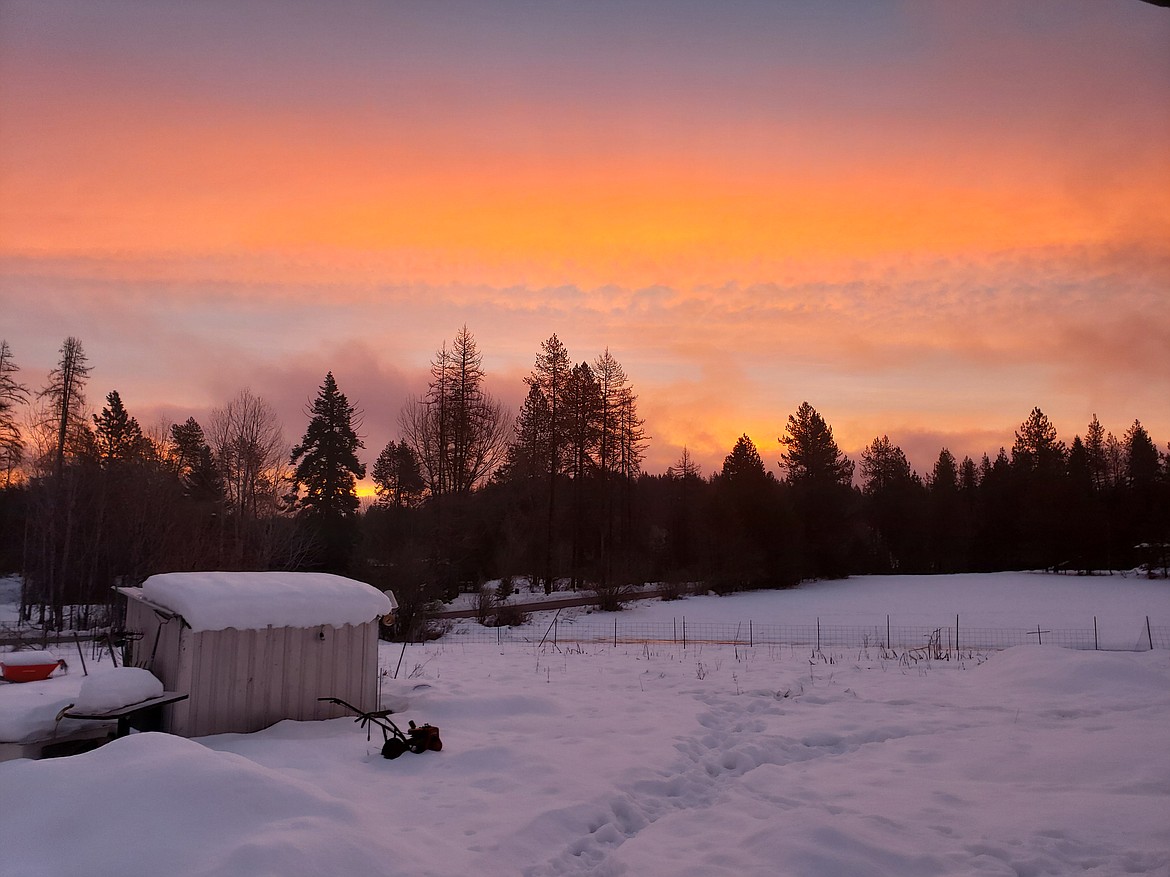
[2,573,1169,876]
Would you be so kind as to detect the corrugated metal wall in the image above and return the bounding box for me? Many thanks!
[125,597,380,738]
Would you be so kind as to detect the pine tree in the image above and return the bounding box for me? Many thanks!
[859,436,925,572]
[927,448,968,573]
[1084,414,1108,491]
[665,447,703,575]
[1124,420,1159,489]
[929,448,958,493]
[860,435,914,494]
[526,334,573,592]
[779,402,853,486]
[170,417,223,502]
[779,403,856,579]
[1012,407,1066,474]
[501,385,551,481]
[93,390,147,464]
[710,434,795,590]
[372,440,425,509]
[290,372,365,572]
[723,434,768,484]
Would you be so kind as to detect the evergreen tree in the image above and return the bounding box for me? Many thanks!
[565,362,602,586]
[170,417,223,502]
[665,447,703,573]
[1063,434,1099,573]
[1012,407,1066,474]
[501,385,551,481]
[859,435,913,494]
[526,334,573,592]
[93,390,147,464]
[724,434,768,483]
[1010,408,1067,569]
[290,372,366,572]
[710,435,795,590]
[372,439,425,509]
[780,402,853,486]
[1122,420,1165,557]
[930,448,959,492]
[779,402,856,579]
[926,448,970,572]
[1084,414,1108,491]
[1124,420,1160,489]
[585,348,646,585]
[859,436,926,572]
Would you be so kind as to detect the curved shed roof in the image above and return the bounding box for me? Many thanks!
[135,572,392,632]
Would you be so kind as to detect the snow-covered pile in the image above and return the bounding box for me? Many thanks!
[0,690,78,744]
[136,571,392,631]
[0,649,59,667]
[0,660,119,744]
[74,667,164,713]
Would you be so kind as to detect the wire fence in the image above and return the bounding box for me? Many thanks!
[440,614,1167,653]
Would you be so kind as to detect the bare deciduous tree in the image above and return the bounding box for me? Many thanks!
[209,388,287,521]
[401,327,508,497]
[0,340,29,486]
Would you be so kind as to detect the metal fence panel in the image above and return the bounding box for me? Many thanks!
[440,617,1154,651]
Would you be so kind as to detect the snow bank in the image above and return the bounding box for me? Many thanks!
[137,571,392,631]
[0,733,397,876]
[74,667,164,712]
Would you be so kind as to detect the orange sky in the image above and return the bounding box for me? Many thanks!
[2,0,1169,479]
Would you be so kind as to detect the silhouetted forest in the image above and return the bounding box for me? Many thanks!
[2,334,1167,633]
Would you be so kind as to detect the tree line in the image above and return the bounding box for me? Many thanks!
[1,333,1167,633]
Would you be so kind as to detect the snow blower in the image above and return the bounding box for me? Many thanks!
[318,696,442,759]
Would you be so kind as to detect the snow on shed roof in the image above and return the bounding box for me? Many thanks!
[134,572,393,632]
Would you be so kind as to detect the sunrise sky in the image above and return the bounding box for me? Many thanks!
[2,0,1169,484]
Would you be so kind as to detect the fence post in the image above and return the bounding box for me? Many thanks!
[886,614,890,649]
[673,617,677,645]
[817,617,821,652]
[683,617,687,650]
[614,617,618,647]
[956,614,959,652]
[1148,616,1154,650]
[1094,616,1098,651]
[1036,624,1042,646]
[749,619,753,648]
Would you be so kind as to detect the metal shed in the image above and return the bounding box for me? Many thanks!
[118,572,392,738]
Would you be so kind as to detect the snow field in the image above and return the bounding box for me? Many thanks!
[4,640,1168,876]
[2,572,1169,876]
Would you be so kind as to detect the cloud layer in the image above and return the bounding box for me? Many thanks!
[2,0,1168,477]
